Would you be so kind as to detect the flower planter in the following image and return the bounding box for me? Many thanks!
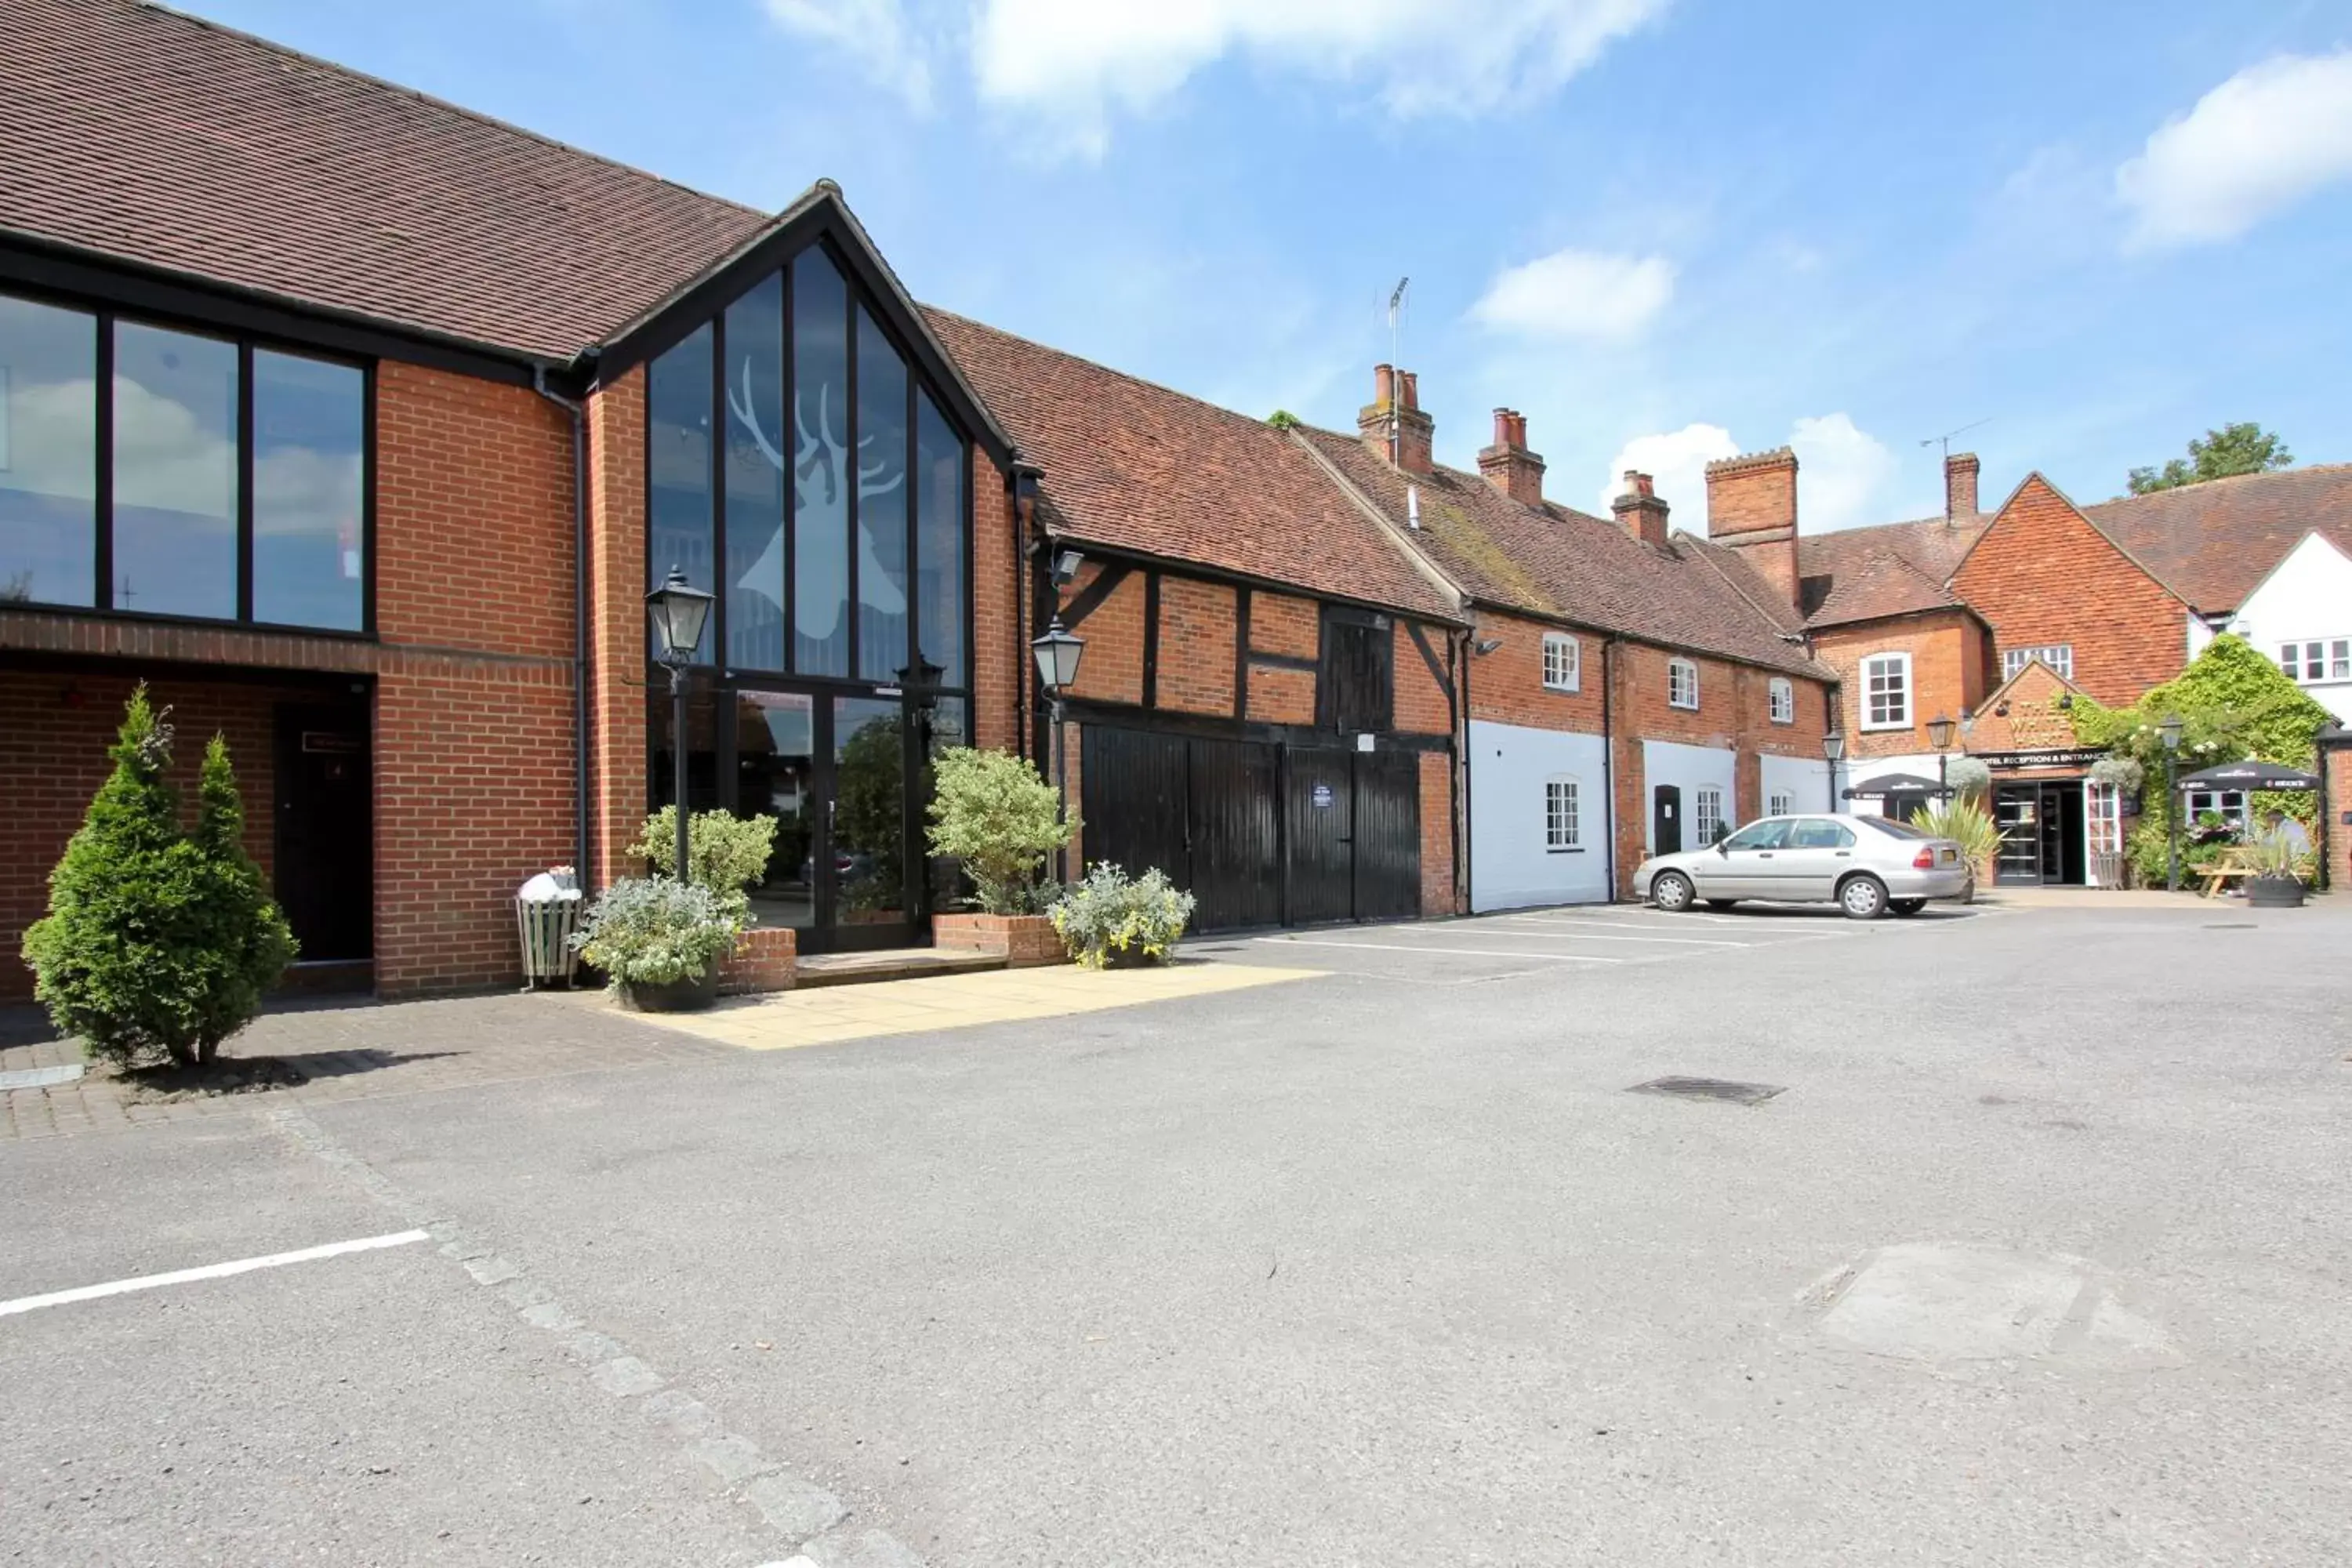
[933,913,1066,968]
[2245,873,2306,909]
[615,967,720,1012]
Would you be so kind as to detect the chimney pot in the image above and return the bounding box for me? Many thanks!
[1477,405,1544,506]
[1399,371,1419,411]
[1359,363,1435,475]
[1612,475,1671,548]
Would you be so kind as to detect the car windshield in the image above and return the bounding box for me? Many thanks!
[1857,815,1934,840]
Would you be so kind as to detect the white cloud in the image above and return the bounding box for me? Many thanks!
[1595,423,1734,517]
[1785,412,1896,532]
[971,0,1668,159]
[1595,413,1896,531]
[1470,249,1676,341]
[2116,51,2352,249]
[764,0,937,111]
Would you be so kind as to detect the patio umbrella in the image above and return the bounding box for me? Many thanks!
[2177,760,2320,789]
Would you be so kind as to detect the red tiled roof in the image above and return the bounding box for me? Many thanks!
[2082,464,2352,612]
[1796,514,1987,627]
[0,0,774,361]
[922,310,1462,622]
[1298,429,1830,678]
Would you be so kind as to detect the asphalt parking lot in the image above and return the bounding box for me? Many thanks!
[5,897,2350,1566]
[1218,898,1985,983]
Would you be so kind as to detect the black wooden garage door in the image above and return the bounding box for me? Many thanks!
[1080,725,1421,933]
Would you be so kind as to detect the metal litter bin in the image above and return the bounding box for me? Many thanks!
[515,869,584,989]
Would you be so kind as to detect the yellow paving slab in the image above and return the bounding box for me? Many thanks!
[627,960,1325,1051]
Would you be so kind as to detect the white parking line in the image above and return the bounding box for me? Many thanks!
[0,1229,430,1319]
[1253,938,1626,964]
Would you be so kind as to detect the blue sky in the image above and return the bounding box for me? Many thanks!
[189,0,2350,531]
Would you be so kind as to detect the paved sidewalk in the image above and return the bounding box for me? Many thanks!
[616,958,1324,1051]
[0,992,731,1142]
[1969,886,2222,909]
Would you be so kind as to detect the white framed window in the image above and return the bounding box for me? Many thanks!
[1693,786,1726,847]
[2278,640,2352,684]
[1768,790,1793,818]
[2002,644,2074,680]
[1860,652,1911,730]
[1667,657,1699,710]
[1767,677,1795,724]
[2186,789,2248,832]
[1544,776,1581,851]
[1541,633,1581,692]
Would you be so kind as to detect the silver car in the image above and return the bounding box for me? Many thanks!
[1634,813,1970,919]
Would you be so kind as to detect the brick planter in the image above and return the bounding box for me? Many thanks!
[717,926,797,993]
[932,913,1066,968]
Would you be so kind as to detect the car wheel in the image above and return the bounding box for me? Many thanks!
[1704,899,1739,911]
[1839,874,1889,920]
[1889,898,1926,917]
[1652,871,1695,913]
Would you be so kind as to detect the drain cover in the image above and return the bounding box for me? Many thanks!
[1630,1075,1784,1105]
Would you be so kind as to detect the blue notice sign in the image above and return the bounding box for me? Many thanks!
[1311,782,1335,809]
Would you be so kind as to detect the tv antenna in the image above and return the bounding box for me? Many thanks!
[1386,277,1410,466]
[1918,418,1989,463]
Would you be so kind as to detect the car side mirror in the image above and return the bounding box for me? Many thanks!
[1715,840,1730,856]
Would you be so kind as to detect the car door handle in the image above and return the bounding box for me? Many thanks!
[1835,851,1850,858]
[1757,852,1773,858]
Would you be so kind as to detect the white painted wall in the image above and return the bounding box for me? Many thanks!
[1468,720,1611,910]
[1641,739,1737,855]
[1759,753,1833,819]
[2224,532,2352,721]
[2187,613,2216,660]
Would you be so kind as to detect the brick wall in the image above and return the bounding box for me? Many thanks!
[0,669,312,1000]
[1159,577,1238,716]
[1704,448,1800,610]
[1954,475,2192,708]
[1250,593,1319,661]
[2323,738,2352,894]
[1392,620,1454,736]
[1417,749,1456,915]
[372,364,579,995]
[586,369,648,894]
[1813,611,1991,760]
[971,449,1019,753]
[1060,564,1147,706]
[1466,611,1606,733]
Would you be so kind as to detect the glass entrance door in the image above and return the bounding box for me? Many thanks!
[723,686,919,953]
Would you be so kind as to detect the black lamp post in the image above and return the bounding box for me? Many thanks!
[2159,712,2184,892]
[1822,730,1846,813]
[646,567,714,886]
[1030,616,1086,882]
[1927,713,1957,802]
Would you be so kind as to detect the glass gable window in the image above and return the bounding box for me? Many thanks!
[1862,652,1910,729]
[643,241,973,694]
[723,274,786,671]
[648,321,715,658]
[0,289,370,630]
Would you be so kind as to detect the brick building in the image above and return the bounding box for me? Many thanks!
[1301,401,1838,904]
[1792,446,2352,886]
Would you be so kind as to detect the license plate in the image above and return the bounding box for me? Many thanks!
[1939,848,1956,863]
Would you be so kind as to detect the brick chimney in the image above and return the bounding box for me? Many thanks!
[1704,446,1799,608]
[1358,363,1434,476]
[1944,451,1980,520]
[1612,470,1671,549]
[1476,408,1545,506]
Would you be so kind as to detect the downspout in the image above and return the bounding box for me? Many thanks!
[533,368,592,888]
[1601,635,1619,902]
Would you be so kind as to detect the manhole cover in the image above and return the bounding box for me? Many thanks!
[1630,1075,1784,1105]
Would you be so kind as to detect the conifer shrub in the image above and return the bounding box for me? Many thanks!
[22,688,297,1068]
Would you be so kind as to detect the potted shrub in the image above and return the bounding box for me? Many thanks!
[927,748,1076,962]
[1908,799,2002,900]
[571,877,744,1011]
[1051,864,1195,969]
[2244,829,2309,909]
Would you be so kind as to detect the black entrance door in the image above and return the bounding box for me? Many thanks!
[1285,747,1356,925]
[273,703,372,964]
[1351,750,1422,921]
[1653,784,1683,856]
[1994,782,2088,885]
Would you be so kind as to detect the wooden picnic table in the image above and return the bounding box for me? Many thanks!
[2198,846,2259,898]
